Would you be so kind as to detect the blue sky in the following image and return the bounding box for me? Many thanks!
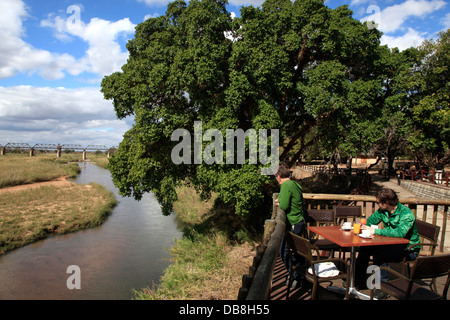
[0,0,448,147]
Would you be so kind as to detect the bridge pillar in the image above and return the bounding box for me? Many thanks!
[29,148,34,157]
[57,144,62,158]
[0,147,5,155]
[82,149,87,160]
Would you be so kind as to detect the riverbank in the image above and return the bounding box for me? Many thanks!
[0,153,117,254]
[133,185,257,300]
[0,153,255,299]
[0,153,110,188]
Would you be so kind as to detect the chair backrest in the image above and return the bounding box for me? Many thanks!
[284,231,315,262]
[416,219,440,243]
[306,209,335,225]
[416,220,440,255]
[333,205,362,224]
[411,253,450,281]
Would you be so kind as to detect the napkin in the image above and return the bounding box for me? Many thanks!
[308,262,339,277]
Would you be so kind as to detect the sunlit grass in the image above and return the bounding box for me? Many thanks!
[0,183,117,254]
[133,184,255,300]
[0,152,111,187]
[0,153,79,187]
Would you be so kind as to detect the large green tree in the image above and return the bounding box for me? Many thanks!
[101,0,384,217]
[401,30,450,166]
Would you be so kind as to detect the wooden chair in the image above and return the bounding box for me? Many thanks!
[402,219,441,291]
[305,209,340,257]
[333,205,362,225]
[371,253,450,300]
[284,231,350,300]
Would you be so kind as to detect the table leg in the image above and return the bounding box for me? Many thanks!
[326,247,375,300]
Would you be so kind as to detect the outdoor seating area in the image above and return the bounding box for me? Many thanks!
[269,253,450,300]
[270,206,450,300]
[270,203,450,300]
[239,186,450,301]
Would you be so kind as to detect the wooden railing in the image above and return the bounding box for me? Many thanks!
[302,193,449,252]
[238,193,450,300]
[397,169,449,187]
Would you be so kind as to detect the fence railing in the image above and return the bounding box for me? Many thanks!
[238,192,450,300]
[397,169,449,187]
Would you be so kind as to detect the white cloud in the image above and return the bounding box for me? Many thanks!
[362,0,446,34]
[0,86,131,146]
[41,9,136,77]
[381,27,427,50]
[0,0,77,80]
[228,0,265,6]
[350,0,371,6]
[0,0,135,81]
[442,12,450,30]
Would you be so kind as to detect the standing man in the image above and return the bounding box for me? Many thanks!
[275,163,305,287]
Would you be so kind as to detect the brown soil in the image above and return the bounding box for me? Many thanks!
[0,176,73,194]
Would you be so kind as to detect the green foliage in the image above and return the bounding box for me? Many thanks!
[102,0,390,217]
[387,29,450,164]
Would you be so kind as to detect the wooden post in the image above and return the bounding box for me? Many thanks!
[263,219,276,245]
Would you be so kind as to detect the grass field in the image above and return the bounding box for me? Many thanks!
[133,184,255,300]
[0,153,80,187]
[0,182,117,254]
[0,152,111,188]
[0,153,255,300]
[0,152,117,254]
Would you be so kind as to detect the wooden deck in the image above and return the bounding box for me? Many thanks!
[269,255,449,300]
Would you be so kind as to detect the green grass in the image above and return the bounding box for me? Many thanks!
[0,153,80,187]
[0,152,112,187]
[133,184,255,300]
[0,183,117,254]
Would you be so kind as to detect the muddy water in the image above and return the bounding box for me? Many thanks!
[0,162,183,300]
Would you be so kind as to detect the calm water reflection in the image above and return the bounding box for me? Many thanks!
[0,162,183,300]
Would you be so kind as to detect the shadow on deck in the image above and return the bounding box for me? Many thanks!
[269,256,449,300]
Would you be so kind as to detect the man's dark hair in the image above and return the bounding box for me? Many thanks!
[376,188,399,206]
[276,163,291,178]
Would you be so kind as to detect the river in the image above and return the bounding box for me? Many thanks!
[0,162,183,300]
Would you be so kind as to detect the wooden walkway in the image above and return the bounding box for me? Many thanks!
[269,256,449,300]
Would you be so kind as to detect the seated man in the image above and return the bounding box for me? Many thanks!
[355,188,420,298]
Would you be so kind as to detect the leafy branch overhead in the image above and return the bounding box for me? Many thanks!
[101,0,449,217]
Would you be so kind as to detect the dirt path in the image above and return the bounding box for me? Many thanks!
[0,176,74,194]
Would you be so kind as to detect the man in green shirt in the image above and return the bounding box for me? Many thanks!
[275,163,305,286]
[355,188,420,297]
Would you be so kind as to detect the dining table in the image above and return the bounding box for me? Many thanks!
[307,225,410,300]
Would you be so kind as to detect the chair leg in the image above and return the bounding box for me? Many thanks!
[432,277,438,292]
[311,281,318,300]
[286,270,292,300]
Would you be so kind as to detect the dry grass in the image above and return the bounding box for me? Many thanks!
[0,183,117,254]
[0,152,111,188]
[133,184,256,300]
[0,153,80,188]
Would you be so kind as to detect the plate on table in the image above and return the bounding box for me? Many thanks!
[340,227,353,231]
[359,234,373,239]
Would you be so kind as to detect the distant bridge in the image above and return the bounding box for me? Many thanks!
[0,143,117,158]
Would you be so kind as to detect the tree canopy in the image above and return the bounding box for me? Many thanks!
[101,0,447,218]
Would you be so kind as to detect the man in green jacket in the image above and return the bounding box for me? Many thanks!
[275,163,305,287]
[355,188,420,297]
